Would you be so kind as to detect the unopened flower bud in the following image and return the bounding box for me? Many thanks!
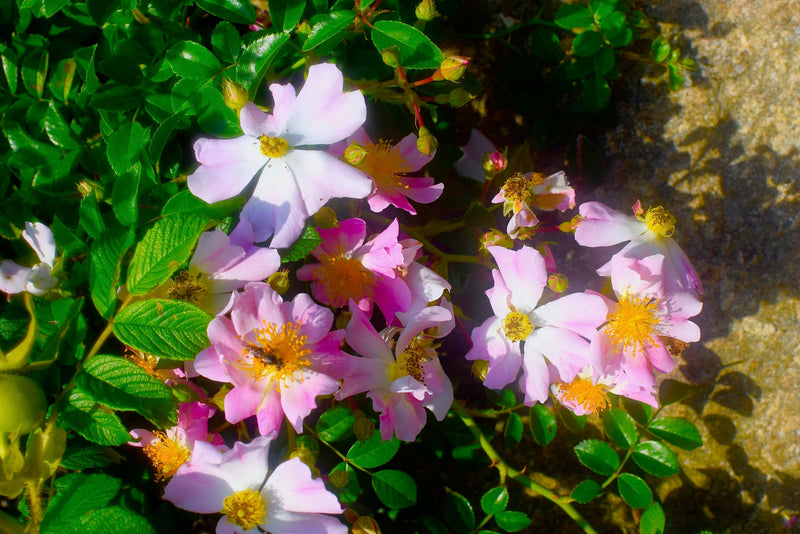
[482,150,507,176]
[0,374,46,434]
[381,48,401,68]
[353,516,383,534]
[329,469,350,489]
[479,230,513,253]
[547,273,569,294]
[415,0,438,22]
[344,143,368,166]
[416,127,438,156]
[438,56,470,82]
[559,214,583,233]
[471,360,489,382]
[297,21,311,35]
[353,410,375,442]
[313,206,339,229]
[222,78,249,111]
[448,88,474,107]
[267,269,290,295]
[344,509,360,525]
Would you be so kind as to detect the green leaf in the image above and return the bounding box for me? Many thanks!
[166,41,222,80]
[648,417,702,450]
[90,84,143,111]
[529,404,557,446]
[21,48,48,98]
[48,57,77,101]
[86,0,120,25]
[573,30,603,57]
[571,479,601,504]
[211,21,242,63]
[316,405,355,442]
[622,398,653,426]
[126,213,210,295]
[631,441,679,477]
[418,516,448,534]
[617,473,652,508]
[43,103,79,149]
[480,487,508,515]
[554,4,593,30]
[589,0,615,19]
[605,26,632,48]
[76,355,177,427]
[444,491,475,532]
[580,72,611,111]
[668,63,685,91]
[51,216,87,258]
[371,20,444,69]
[658,378,698,406]
[89,226,135,318]
[149,110,191,163]
[52,506,156,534]
[602,407,639,449]
[372,470,416,509]
[494,511,531,532]
[593,46,616,77]
[346,431,400,469]
[161,191,243,219]
[234,32,291,95]
[302,11,355,52]
[196,0,256,24]
[640,501,665,534]
[504,412,523,448]
[530,28,563,63]
[60,444,119,470]
[112,299,212,361]
[329,462,361,504]
[281,225,321,261]
[1,48,19,94]
[107,121,149,174]
[112,165,141,227]
[40,473,121,532]
[574,439,620,476]
[59,388,131,446]
[599,11,627,40]
[270,0,306,31]
[42,0,70,17]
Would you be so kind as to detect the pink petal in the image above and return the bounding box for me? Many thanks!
[466,317,521,390]
[241,158,307,247]
[0,260,30,294]
[23,222,56,265]
[225,383,267,424]
[191,230,242,274]
[574,201,645,247]
[188,136,266,203]
[489,246,545,311]
[531,292,607,339]
[520,349,550,405]
[345,304,394,362]
[280,372,339,432]
[265,457,344,514]
[263,510,347,534]
[395,133,434,170]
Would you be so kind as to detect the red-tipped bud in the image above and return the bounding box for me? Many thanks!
[482,150,507,176]
[479,230,513,253]
[344,143,368,166]
[438,56,470,81]
[547,273,569,294]
[416,126,438,156]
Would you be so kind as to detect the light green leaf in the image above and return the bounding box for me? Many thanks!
[21,48,48,98]
[166,41,222,80]
[302,11,354,52]
[112,164,141,227]
[1,48,19,94]
[126,213,210,295]
[270,0,306,31]
[346,431,400,469]
[329,462,361,504]
[89,226,135,318]
[640,502,665,534]
[480,487,508,516]
[195,0,256,25]
[372,470,417,510]
[112,299,212,361]
[43,103,80,149]
[554,4,593,31]
[316,405,355,442]
[161,191,243,219]
[371,20,444,70]
[281,225,321,261]
[50,506,156,534]
[59,388,131,446]
[504,412,523,448]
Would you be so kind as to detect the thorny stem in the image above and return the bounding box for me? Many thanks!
[453,402,599,534]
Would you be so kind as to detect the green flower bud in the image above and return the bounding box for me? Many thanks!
[381,48,401,68]
[547,273,569,294]
[416,127,438,156]
[438,56,470,82]
[353,516,383,534]
[222,78,249,111]
[267,269,291,295]
[0,374,47,435]
[415,0,438,22]
[344,143,368,166]
[448,88,474,107]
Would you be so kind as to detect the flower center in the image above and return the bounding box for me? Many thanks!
[392,346,428,383]
[241,321,311,386]
[503,311,533,342]
[221,488,267,531]
[142,431,190,482]
[357,140,413,192]
[311,253,377,308]
[168,270,207,305]
[605,294,660,352]
[259,135,289,158]
[557,378,610,415]
[644,206,676,237]
[502,172,533,205]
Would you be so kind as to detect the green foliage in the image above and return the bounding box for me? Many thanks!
[574,438,620,475]
[571,479,601,503]
[529,404,557,446]
[316,405,356,442]
[480,487,509,516]
[632,441,680,477]
[648,417,703,450]
[346,432,401,469]
[372,469,417,509]
[617,473,653,508]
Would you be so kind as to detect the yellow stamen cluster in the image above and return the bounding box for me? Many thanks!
[168,270,207,305]
[357,139,413,192]
[392,346,428,383]
[503,311,533,342]
[311,253,377,307]
[558,378,610,415]
[242,321,311,386]
[259,135,289,158]
[142,431,191,482]
[644,206,676,237]
[221,489,267,531]
[502,172,533,205]
[124,349,159,376]
[605,294,660,352]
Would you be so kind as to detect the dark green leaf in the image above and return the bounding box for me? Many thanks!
[89,226,135,318]
[1,48,19,94]
[329,462,361,504]
[149,110,191,163]
[51,216,87,258]
[599,11,627,39]
[107,121,149,174]
[648,417,702,450]
[480,487,508,515]
[494,511,531,532]
[658,378,699,406]
[602,407,639,449]
[76,355,177,427]
[195,0,256,24]
[90,84,143,110]
[211,21,242,64]
[126,213,210,295]
[112,299,212,361]
[371,20,444,69]
[79,194,105,241]
[86,0,120,25]
[48,57,77,101]
[464,201,495,228]
[554,4,593,30]
[302,11,355,52]
[316,405,355,442]
[112,165,141,227]
[555,403,587,432]
[43,0,70,17]
[21,48,48,98]
[43,103,79,149]
[581,73,611,111]
[444,491,475,532]
[270,0,306,31]
[346,431,400,469]
[372,470,416,509]
[418,516,448,534]
[605,26,632,47]
[529,404,557,446]
[234,32,291,95]
[161,191,244,219]
[622,397,653,426]
[593,46,616,77]
[571,479,601,503]
[166,41,222,80]
[504,412,523,448]
[59,389,131,446]
[60,444,119,470]
[574,439,620,476]
[617,473,652,508]
[631,441,679,477]
[281,225,321,261]
[530,28,563,63]
[40,473,121,532]
[573,30,603,57]
[640,501,665,534]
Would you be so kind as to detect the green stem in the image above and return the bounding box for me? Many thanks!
[304,425,374,476]
[453,402,599,534]
[25,480,43,534]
